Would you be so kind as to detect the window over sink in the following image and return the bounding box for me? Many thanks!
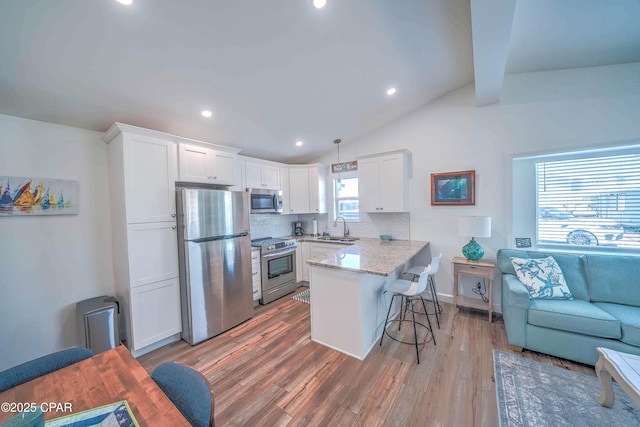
[334,177,359,221]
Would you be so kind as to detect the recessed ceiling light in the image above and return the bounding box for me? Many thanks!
[386,87,397,96]
[115,0,133,5]
[296,140,304,147]
[201,110,213,118]
[313,0,327,9]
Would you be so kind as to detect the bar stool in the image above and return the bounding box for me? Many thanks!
[379,265,436,364]
[403,253,443,328]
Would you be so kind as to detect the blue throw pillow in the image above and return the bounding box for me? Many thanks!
[510,256,573,299]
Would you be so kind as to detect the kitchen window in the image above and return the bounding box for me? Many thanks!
[334,177,359,221]
[513,145,640,253]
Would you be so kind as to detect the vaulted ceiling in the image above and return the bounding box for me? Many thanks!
[1,1,638,163]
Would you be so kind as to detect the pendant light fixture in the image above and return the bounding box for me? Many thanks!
[333,138,343,186]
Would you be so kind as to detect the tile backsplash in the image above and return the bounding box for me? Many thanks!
[250,214,301,239]
[333,212,410,240]
[250,212,410,240]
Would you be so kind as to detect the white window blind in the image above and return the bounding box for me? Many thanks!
[536,153,640,249]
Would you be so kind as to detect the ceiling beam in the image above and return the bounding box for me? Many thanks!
[470,0,517,106]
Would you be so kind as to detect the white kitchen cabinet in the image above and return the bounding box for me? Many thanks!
[229,156,246,191]
[288,167,310,214]
[245,160,280,190]
[178,142,238,186]
[308,165,327,214]
[286,164,327,214]
[295,244,302,283]
[130,278,182,351]
[300,242,344,281]
[358,150,410,213]
[127,222,179,288]
[104,123,183,356]
[122,133,177,223]
[251,248,262,302]
[280,167,291,215]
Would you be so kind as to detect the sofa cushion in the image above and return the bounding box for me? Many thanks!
[585,255,640,306]
[593,302,640,347]
[528,299,621,339]
[497,249,589,300]
[511,256,573,299]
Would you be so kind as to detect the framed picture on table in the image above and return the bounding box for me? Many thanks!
[430,170,475,205]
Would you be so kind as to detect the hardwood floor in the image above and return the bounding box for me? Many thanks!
[138,291,596,426]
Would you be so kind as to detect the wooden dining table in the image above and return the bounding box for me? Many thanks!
[0,345,190,425]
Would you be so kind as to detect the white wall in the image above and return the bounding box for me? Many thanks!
[0,114,115,370]
[313,62,640,311]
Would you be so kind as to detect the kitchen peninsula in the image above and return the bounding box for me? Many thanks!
[307,238,431,360]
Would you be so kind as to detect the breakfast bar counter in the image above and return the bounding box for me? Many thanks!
[307,238,431,360]
[306,238,430,276]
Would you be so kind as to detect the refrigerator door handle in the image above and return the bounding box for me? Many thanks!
[192,232,249,243]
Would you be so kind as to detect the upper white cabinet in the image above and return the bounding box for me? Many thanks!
[286,164,327,214]
[245,159,280,190]
[358,150,410,213]
[122,133,177,223]
[178,143,238,186]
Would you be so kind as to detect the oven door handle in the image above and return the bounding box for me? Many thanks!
[262,248,296,259]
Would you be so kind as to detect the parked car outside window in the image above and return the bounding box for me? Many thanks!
[538,208,624,246]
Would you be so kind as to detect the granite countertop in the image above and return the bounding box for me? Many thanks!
[305,237,430,276]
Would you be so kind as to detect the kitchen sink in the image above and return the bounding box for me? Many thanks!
[316,236,359,243]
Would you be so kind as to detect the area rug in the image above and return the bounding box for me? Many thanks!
[494,350,640,426]
[291,289,310,304]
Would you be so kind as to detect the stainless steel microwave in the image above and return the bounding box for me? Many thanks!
[248,188,283,214]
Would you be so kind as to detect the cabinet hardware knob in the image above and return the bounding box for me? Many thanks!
[171,214,176,217]
[171,226,177,230]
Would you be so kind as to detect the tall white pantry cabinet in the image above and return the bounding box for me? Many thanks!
[104,123,182,357]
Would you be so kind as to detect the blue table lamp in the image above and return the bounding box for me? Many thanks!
[459,216,491,261]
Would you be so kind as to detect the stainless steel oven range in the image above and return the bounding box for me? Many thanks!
[251,237,297,304]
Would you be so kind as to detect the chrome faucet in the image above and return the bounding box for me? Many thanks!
[333,216,349,238]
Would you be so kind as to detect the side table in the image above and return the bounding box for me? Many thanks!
[452,256,495,322]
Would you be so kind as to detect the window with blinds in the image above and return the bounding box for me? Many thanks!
[535,153,640,249]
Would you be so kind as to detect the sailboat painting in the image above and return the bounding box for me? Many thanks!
[0,176,78,216]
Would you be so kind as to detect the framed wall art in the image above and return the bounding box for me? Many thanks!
[0,176,79,216]
[430,170,475,205]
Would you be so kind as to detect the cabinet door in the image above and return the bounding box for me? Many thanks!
[378,155,405,212]
[280,167,291,215]
[300,242,310,282]
[210,150,236,185]
[288,168,310,214]
[295,245,302,283]
[357,158,380,213]
[308,167,321,213]
[179,144,212,184]
[127,222,178,288]
[125,135,177,223]
[130,278,181,351]
[379,154,408,212]
[244,161,263,189]
[262,164,280,190]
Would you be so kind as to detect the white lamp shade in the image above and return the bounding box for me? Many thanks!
[459,216,491,238]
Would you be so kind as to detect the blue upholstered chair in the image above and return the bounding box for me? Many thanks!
[151,362,215,427]
[0,347,94,392]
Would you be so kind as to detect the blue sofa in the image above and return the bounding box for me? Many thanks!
[498,249,640,365]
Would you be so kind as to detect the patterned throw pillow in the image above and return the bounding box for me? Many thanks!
[510,256,573,299]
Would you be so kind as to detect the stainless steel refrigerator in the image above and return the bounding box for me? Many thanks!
[176,186,253,345]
